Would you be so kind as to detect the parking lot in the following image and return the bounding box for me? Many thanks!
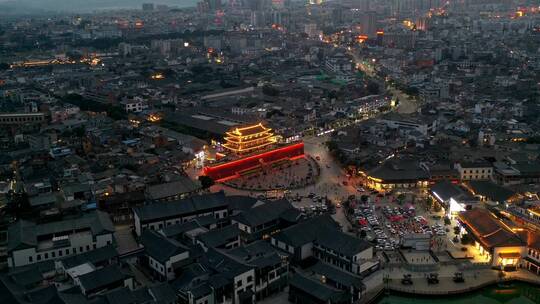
[290,192,332,215]
[347,189,450,252]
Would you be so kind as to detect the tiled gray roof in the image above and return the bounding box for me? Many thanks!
[78,265,127,293]
[140,230,188,264]
[309,262,364,289]
[273,215,339,247]
[133,192,228,222]
[430,180,474,202]
[233,199,293,227]
[146,176,201,200]
[467,180,516,202]
[60,245,118,269]
[274,215,371,257]
[7,211,113,252]
[289,274,347,302]
[198,225,241,248]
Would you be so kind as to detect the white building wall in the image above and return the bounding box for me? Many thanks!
[135,209,228,236]
[134,213,141,236]
[9,232,114,268]
[165,251,190,280]
[300,243,313,259]
[234,269,255,304]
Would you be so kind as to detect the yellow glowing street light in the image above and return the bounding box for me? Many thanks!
[151,73,165,80]
[147,114,162,122]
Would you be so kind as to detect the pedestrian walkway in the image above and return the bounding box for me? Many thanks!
[384,267,540,295]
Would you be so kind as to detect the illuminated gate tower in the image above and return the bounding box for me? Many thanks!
[222,123,277,155]
[204,123,304,182]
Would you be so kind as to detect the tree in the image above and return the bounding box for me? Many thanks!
[74,126,86,137]
[404,86,419,96]
[7,191,30,218]
[366,81,379,95]
[378,105,391,112]
[361,195,369,203]
[66,51,83,61]
[359,230,367,239]
[262,85,279,97]
[326,140,338,152]
[444,217,451,225]
[327,90,339,100]
[425,196,434,210]
[396,193,406,205]
[461,233,472,245]
[198,175,215,189]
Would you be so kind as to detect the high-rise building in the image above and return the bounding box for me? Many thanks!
[271,10,283,26]
[142,3,154,11]
[207,0,222,11]
[304,23,320,38]
[204,35,223,50]
[251,11,266,28]
[151,40,172,56]
[348,0,370,11]
[360,11,377,37]
[197,1,210,13]
[118,43,132,57]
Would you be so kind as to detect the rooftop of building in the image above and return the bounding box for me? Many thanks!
[459,208,525,249]
[7,211,114,252]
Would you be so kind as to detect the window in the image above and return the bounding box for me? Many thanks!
[93,244,97,249]
[52,252,56,258]
[107,241,112,245]
[79,246,83,252]
[44,253,48,259]
[29,256,33,263]
[37,254,41,261]
[247,276,253,282]
[237,280,243,287]
[86,245,90,251]
[66,249,70,255]
[59,250,63,257]
[168,267,172,273]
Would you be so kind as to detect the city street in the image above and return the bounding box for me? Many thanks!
[348,48,419,114]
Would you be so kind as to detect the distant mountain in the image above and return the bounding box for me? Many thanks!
[0,0,198,14]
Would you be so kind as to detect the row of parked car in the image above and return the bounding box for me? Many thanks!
[353,205,399,251]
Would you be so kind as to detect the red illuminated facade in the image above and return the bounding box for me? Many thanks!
[203,142,305,182]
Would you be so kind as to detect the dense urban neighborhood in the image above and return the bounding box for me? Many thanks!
[1,1,540,304]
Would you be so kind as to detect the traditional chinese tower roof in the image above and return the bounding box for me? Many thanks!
[223,123,276,155]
